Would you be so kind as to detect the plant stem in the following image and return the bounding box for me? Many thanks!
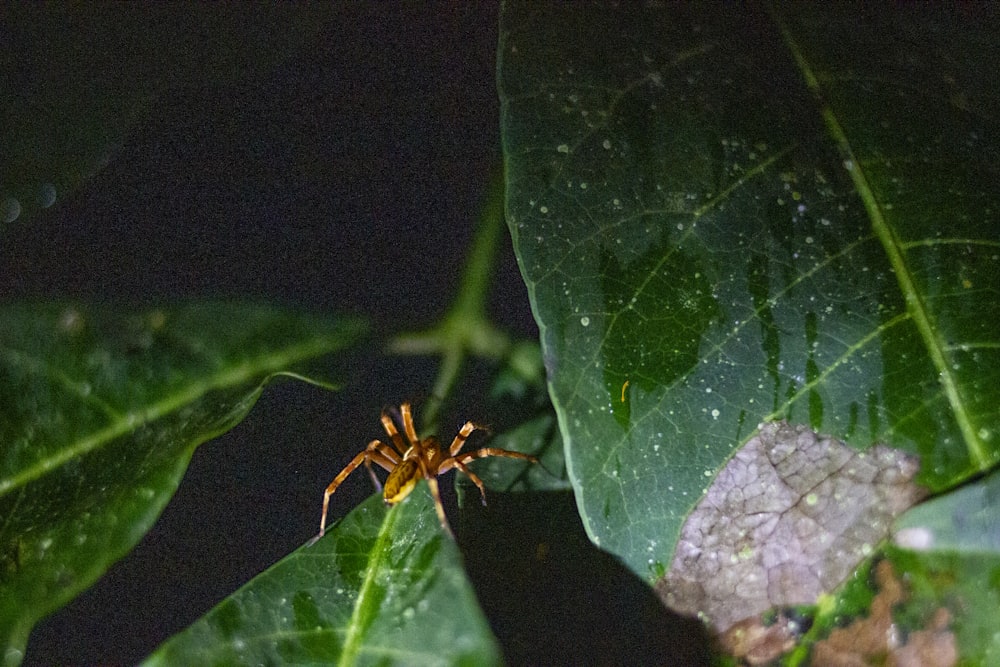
[389,170,510,434]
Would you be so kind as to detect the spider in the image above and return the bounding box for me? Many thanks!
[314,402,538,539]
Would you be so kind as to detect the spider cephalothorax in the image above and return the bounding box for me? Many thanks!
[315,402,538,539]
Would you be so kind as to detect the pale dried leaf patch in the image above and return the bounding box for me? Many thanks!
[656,421,927,635]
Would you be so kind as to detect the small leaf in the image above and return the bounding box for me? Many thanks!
[0,302,364,662]
[655,421,925,633]
[894,468,1000,555]
[456,412,569,507]
[142,486,502,667]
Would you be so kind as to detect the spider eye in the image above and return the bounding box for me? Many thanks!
[383,459,420,504]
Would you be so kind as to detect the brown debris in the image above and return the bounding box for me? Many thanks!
[719,613,800,666]
[811,560,956,667]
[889,608,957,667]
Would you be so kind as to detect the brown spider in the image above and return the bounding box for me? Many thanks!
[314,402,538,539]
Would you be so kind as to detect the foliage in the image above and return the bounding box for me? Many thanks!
[2,3,998,665]
[499,1,999,662]
[142,489,501,667]
[0,304,363,664]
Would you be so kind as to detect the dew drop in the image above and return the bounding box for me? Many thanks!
[2,197,21,224]
[895,527,933,551]
[39,183,57,208]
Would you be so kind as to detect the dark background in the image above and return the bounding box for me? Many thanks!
[3,4,709,665]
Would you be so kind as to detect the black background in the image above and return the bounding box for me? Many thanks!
[4,4,709,665]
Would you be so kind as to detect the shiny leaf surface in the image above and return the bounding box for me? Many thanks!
[895,469,1000,556]
[499,3,1000,580]
[0,303,364,663]
[143,486,502,667]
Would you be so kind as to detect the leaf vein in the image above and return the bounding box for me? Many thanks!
[773,6,991,470]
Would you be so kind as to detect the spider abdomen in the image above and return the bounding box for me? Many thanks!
[383,458,420,504]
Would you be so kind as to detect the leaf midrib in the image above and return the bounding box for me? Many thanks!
[0,335,339,497]
[772,6,990,470]
[337,499,400,667]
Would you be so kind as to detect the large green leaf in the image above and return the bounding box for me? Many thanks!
[0,302,364,664]
[499,2,999,580]
[143,485,502,666]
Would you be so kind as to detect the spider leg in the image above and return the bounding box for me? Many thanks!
[451,459,489,505]
[315,439,399,540]
[440,448,540,505]
[447,420,489,456]
[381,408,411,457]
[408,450,453,537]
[455,447,539,467]
[424,473,455,538]
[400,402,421,445]
[363,440,400,492]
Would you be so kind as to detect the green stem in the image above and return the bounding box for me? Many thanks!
[390,170,511,434]
[450,171,506,324]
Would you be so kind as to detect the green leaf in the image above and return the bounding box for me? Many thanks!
[894,469,1000,556]
[0,302,364,664]
[143,485,502,667]
[499,1,1000,582]
[883,547,1000,665]
[2,4,333,225]
[866,472,1000,664]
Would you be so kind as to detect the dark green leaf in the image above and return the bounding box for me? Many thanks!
[143,486,502,667]
[1,5,333,225]
[456,412,569,508]
[0,302,364,663]
[499,1,1000,585]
